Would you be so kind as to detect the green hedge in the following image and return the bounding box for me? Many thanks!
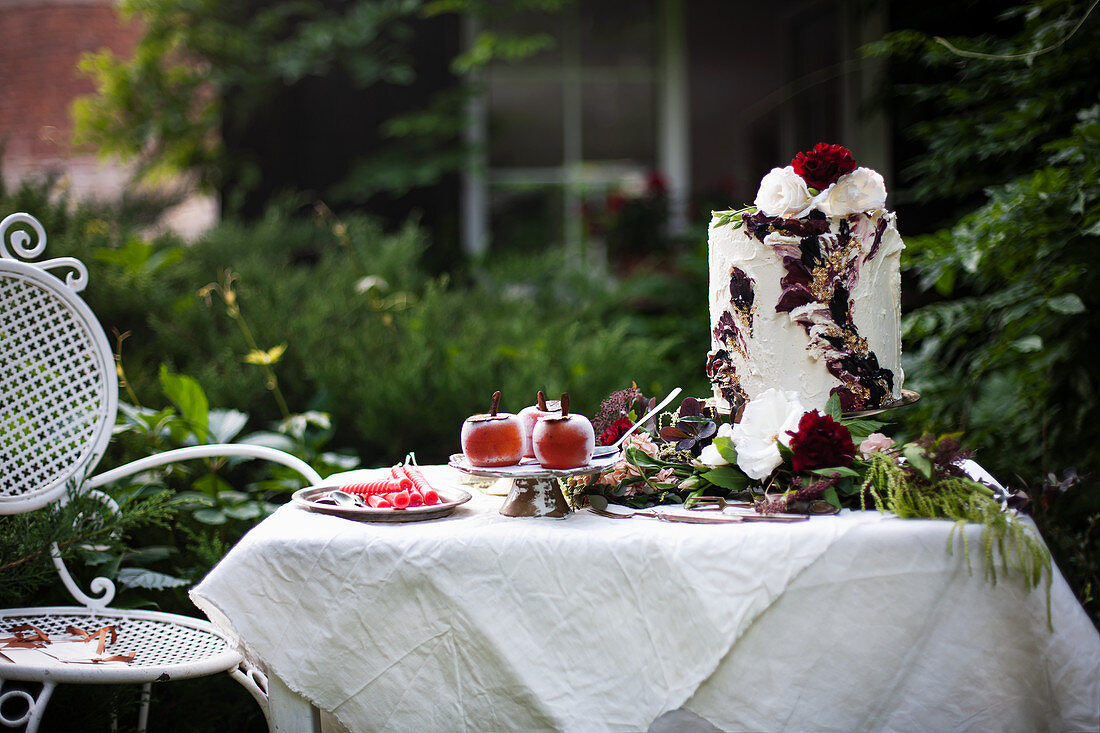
[3,177,707,471]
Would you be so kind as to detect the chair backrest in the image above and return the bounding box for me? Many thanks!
[1,213,118,515]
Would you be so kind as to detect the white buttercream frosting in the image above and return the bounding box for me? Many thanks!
[707,211,904,412]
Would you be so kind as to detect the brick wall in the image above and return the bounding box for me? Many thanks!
[0,0,216,237]
[0,0,142,162]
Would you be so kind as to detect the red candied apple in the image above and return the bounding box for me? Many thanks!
[531,393,595,469]
[517,390,562,458]
[461,391,524,467]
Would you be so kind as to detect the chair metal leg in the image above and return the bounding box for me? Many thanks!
[137,682,151,732]
[0,680,55,733]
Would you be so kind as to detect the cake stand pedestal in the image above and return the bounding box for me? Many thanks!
[449,453,621,519]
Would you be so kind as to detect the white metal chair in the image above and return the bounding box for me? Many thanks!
[0,212,322,732]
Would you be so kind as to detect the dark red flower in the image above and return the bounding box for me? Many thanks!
[605,191,628,214]
[791,143,858,190]
[598,417,634,446]
[786,410,856,473]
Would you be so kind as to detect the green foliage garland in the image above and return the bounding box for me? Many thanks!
[860,452,1051,601]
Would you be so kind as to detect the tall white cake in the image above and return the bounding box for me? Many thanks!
[707,144,904,413]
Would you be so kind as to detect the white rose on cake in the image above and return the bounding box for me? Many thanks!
[813,167,887,217]
[731,388,805,480]
[754,166,814,218]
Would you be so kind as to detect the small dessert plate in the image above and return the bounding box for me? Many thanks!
[292,485,472,523]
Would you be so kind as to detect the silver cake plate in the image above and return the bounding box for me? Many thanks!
[844,389,921,419]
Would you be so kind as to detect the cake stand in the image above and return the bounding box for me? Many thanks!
[844,389,921,418]
[448,453,622,518]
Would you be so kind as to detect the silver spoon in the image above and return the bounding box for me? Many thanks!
[327,489,367,508]
[592,387,683,458]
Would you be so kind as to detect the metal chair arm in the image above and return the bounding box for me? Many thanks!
[87,444,324,489]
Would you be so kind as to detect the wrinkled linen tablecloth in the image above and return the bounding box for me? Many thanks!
[191,466,1100,733]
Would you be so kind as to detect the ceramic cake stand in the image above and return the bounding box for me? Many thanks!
[449,453,622,519]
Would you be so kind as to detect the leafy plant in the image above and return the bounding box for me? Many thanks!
[869,0,1100,624]
[72,0,568,214]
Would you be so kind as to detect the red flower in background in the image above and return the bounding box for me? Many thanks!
[786,410,856,473]
[598,417,634,446]
[791,143,857,190]
[646,172,668,195]
[605,191,628,215]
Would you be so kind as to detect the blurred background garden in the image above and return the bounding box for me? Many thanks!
[1,0,1098,729]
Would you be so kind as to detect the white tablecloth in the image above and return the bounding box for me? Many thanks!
[191,466,1100,732]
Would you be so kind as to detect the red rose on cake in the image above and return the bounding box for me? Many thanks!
[791,143,858,190]
[786,410,856,473]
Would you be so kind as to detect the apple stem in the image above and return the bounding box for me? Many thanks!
[537,390,547,411]
[491,390,501,416]
[560,393,570,417]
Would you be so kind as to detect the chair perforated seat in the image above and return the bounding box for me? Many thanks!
[0,608,241,684]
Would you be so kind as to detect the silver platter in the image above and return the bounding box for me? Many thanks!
[292,485,472,523]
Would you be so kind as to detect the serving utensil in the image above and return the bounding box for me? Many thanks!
[586,505,808,523]
[591,387,683,458]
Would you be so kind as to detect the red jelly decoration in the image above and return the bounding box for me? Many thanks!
[343,479,401,496]
[366,495,392,508]
[386,490,411,510]
[402,466,434,495]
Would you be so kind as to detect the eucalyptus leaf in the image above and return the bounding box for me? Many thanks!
[587,494,609,511]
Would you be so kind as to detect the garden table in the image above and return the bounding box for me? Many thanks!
[191,465,1100,733]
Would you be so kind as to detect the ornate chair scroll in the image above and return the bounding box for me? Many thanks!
[0,213,322,732]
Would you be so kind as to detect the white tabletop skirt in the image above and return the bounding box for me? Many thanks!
[192,466,1100,732]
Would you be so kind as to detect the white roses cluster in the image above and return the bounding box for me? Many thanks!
[753,166,886,219]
